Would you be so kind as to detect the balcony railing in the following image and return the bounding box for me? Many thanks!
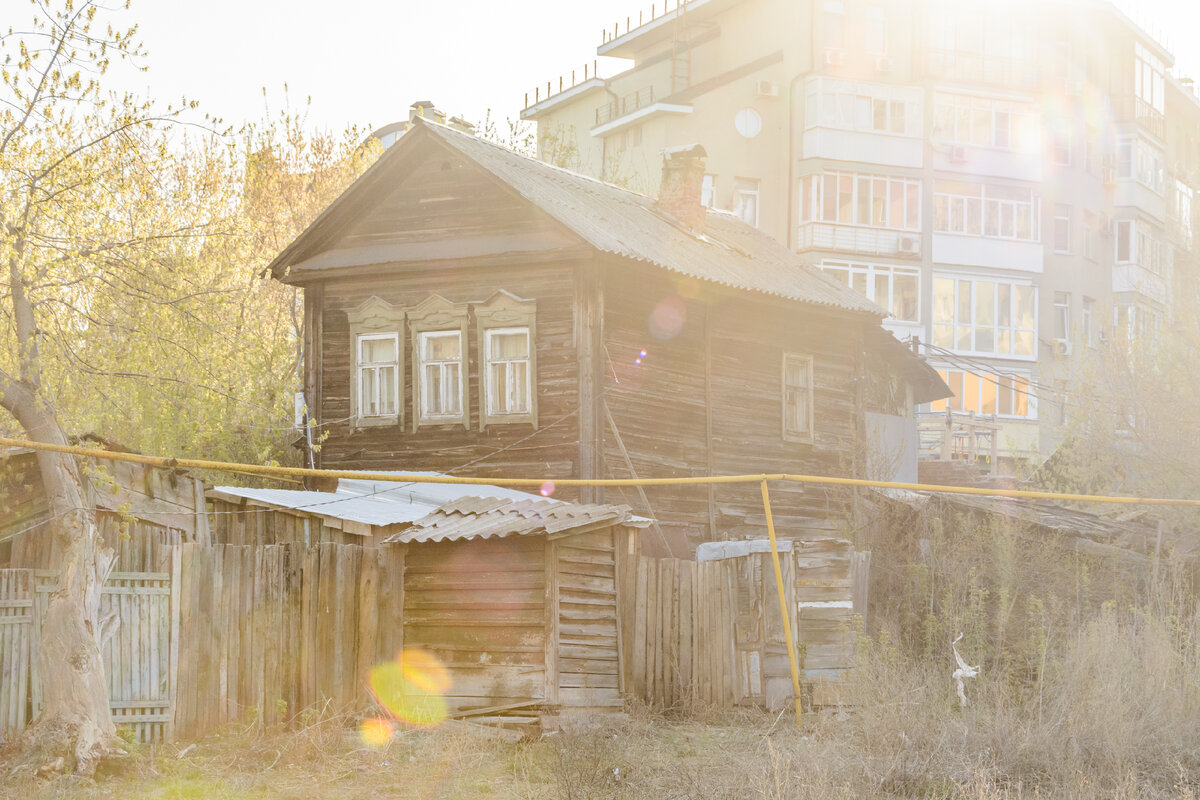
[523,60,600,113]
[595,85,656,127]
[797,222,921,258]
[921,49,1039,91]
[1112,95,1166,140]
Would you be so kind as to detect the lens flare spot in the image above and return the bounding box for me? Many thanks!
[676,277,701,299]
[640,349,648,357]
[648,296,687,340]
[368,649,451,728]
[360,716,396,747]
[540,480,556,497]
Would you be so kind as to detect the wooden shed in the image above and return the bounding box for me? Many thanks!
[382,495,648,720]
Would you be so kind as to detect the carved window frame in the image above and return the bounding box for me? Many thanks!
[408,294,470,430]
[347,296,406,428]
[475,291,538,429]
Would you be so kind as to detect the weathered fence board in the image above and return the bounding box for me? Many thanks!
[0,570,33,739]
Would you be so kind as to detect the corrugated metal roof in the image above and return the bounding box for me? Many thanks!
[384,496,646,544]
[417,121,881,315]
[209,471,647,540]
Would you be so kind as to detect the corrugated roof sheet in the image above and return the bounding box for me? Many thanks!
[384,496,646,544]
[209,471,647,541]
[417,121,881,315]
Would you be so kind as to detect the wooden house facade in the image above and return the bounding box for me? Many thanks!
[267,120,948,554]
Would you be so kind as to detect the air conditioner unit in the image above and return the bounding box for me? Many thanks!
[949,145,968,164]
[874,55,895,73]
[755,79,779,97]
[1052,339,1073,357]
[824,48,846,67]
[898,236,920,255]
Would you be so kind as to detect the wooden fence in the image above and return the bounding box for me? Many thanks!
[0,568,172,742]
[617,540,857,710]
[171,542,403,740]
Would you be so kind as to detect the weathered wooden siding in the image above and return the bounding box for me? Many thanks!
[599,261,863,549]
[554,529,621,711]
[314,262,586,495]
[209,499,367,547]
[401,536,547,713]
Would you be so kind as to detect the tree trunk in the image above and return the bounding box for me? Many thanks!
[0,395,118,777]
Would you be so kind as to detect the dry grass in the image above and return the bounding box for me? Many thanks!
[10,508,1200,798]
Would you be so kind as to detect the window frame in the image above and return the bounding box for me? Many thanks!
[346,296,406,428]
[800,170,922,231]
[819,260,920,323]
[930,368,1036,419]
[408,294,470,430]
[733,178,760,228]
[356,333,401,421]
[932,275,1038,359]
[782,353,815,443]
[475,290,539,429]
[1053,205,1071,253]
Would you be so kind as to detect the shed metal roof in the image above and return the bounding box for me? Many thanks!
[384,496,647,544]
[209,471,647,540]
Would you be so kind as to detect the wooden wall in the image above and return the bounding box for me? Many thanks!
[401,535,548,714]
[599,261,862,550]
[554,528,622,712]
[313,261,586,495]
[209,499,368,547]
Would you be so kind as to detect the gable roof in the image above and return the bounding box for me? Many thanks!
[266,119,881,317]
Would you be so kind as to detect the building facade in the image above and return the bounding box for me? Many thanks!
[521,0,1199,467]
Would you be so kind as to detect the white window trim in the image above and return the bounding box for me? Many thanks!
[346,296,406,428]
[357,333,401,421]
[933,183,1040,242]
[801,171,922,231]
[933,91,1040,153]
[408,294,470,430]
[782,353,815,443]
[930,368,1037,420]
[483,327,533,418]
[734,179,760,228]
[475,290,538,429]
[932,275,1038,360]
[819,260,921,323]
[417,330,466,424]
[804,76,922,138]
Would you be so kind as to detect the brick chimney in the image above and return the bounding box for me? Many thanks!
[656,144,708,231]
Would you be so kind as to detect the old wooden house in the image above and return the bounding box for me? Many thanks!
[266,119,947,554]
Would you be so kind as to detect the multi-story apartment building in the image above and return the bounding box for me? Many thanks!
[520,0,1199,467]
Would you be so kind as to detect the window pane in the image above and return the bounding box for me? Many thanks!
[975,281,995,326]
[380,366,396,414]
[934,277,954,323]
[895,273,918,321]
[361,337,396,363]
[873,179,887,226]
[857,177,871,224]
[489,331,528,359]
[425,332,461,360]
[874,273,889,307]
[889,181,903,228]
[362,369,378,416]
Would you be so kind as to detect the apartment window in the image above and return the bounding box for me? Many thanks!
[824,0,845,50]
[933,276,1037,357]
[1172,179,1194,247]
[347,295,406,427]
[475,290,538,428]
[1053,292,1070,341]
[865,5,888,55]
[701,174,717,208]
[733,178,760,227]
[934,93,1038,152]
[1115,220,1169,276]
[804,77,921,136]
[1083,210,1096,260]
[409,294,470,429]
[418,331,464,421]
[930,370,1034,418]
[933,180,1039,241]
[782,354,814,441]
[357,334,400,419]
[820,261,919,322]
[1053,205,1071,253]
[1116,136,1165,194]
[1082,297,1094,347]
[801,171,921,230]
[1135,43,1166,114]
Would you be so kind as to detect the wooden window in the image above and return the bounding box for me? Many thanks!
[417,331,464,422]
[346,296,405,428]
[357,334,399,419]
[475,290,538,428]
[408,294,470,429]
[485,328,531,416]
[782,354,814,442]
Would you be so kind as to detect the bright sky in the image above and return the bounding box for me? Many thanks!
[98,0,1200,134]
